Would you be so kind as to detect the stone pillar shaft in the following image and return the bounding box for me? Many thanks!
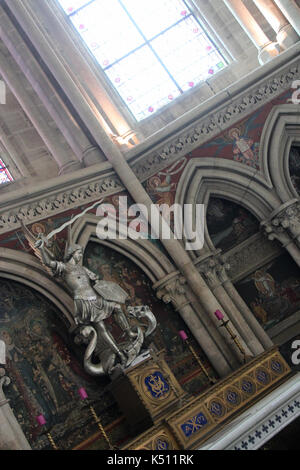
[223,0,281,63]
[223,0,272,48]
[0,4,105,170]
[274,0,300,35]
[253,0,299,49]
[0,373,31,450]
[222,279,274,350]
[155,274,235,376]
[197,254,267,358]
[0,49,78,174]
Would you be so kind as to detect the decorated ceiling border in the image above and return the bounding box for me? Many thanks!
[131,59,300,181]
[0,56,299,237]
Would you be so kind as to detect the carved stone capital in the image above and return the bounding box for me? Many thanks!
[261,199,300,244]
[196,253,230,287]
[155,274,189,310]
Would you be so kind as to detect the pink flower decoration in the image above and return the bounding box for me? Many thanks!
[148,106,154,113]
[206,45,212,51]
[208,68,214,75]
[127,96,133,102]
[193,28,199,34]
[79,24,85,30]
[67,7,73,12]
[168,94,174,100]
[181,10,187,16]
[115,77,121,83]
[188,81,194,87]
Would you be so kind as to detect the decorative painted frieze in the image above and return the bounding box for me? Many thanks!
[0,176,122,235]
[132,62,300,181]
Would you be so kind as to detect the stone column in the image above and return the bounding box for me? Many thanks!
[274,0,300,36]
[0,5,106,170]
[154,273,234,377]
[196,253,265,357]
[6,0,139,148]
[1,0,260,355]
[215,255,274,350]
[0,48,79,175]
[223,0,281,63]
[0,368,31,450]
[253,0,299,49]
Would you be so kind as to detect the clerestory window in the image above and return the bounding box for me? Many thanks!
[0,157,13,185]
[58,0,227,122]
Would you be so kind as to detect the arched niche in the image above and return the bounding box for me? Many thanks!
[82,238,219,393]
[68,214,219,394]
[260,104,300,203]
[234,252,300,346]
[175,157,281,258]
[206,197,260,253]
[0,275,114,450]
[288,145,300,196]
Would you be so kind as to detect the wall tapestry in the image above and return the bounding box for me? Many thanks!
[235,253,300,331]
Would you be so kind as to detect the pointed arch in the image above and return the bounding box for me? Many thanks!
[70,213,176,284]
[175,157,281,255]
[0,247,74,327]
[260,104,300,202]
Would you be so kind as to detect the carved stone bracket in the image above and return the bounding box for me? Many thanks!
[154,273,190,310]
[261,199,300,245]
[195,252,230,288]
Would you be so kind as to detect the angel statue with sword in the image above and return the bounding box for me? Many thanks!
[22,201,157,378]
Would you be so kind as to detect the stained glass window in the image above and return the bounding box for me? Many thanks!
[58,0,227,121]
[0,157,13,184]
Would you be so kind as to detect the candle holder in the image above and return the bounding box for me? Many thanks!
[36,414,58,450]
[78,388,117,450]
[214,310,250,364]
[178,331,217,385]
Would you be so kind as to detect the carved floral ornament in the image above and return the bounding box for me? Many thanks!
[155,275,188,308]
[195,253,231,287]
[0,176,122,234]
[261,200,300,241]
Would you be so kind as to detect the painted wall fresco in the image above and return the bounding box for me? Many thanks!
[235,253,300,331]
[84,241,217,394]
[0,241,217,450]
[206,197,260,252]
[0,90,293,257]
[0,277,132,450]
[289,145,300,195]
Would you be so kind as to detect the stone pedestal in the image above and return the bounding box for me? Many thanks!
[109,350,187,436]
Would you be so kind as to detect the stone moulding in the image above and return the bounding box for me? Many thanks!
[0,175,122,235]
[0,53,299,236]
[130,59,300,182]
